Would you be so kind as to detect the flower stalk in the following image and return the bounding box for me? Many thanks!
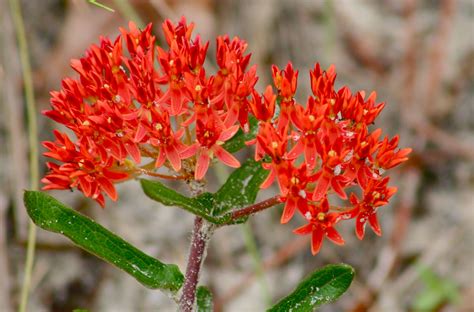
[229,196,282,221]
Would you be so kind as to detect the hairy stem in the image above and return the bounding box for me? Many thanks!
[179,217,212,311]
[135,168,188,180]
[229,196,281,221]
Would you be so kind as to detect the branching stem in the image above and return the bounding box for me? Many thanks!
[229,196,281,220]
[135,168,188,180]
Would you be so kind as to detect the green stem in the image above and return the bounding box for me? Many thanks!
[88,0,115,12]
[8,0,39,311]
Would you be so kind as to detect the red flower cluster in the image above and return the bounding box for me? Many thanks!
[42,18,256,206]
[42,18,410,255]
[255,63,411,254]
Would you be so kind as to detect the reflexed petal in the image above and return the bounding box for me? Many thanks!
[357,167,369,189]
[218,125,240,142]
[170,90,182,116]
[155,149,166,168]
[124,141,141,163]
[331,178,347,200]
[166,145,182,171]
[103,168,129,180]
[287,140,304,159]
[195,150,210,180]
[281,199,297,224]
[260,167,275,189]
[368,212,382,236]
[98,177,117,201]
[214,145,240,168]
[180,143,198,159]
[79,177,92,197]
[304,144,318,170]
[95,193,105,207]
[293,223,313,235]
[311,227,324,255]
[134,123,148,142]
[326,227,345,245]
[355,215,367,240]
[312,175,330,201]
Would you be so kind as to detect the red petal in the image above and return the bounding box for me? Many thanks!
[214,146,240,168]
[368,212,382,236]
[293,223,313,235]
[166,145,182,171]
[195,149,210,180]
[125,142,141,163]
[281,199,297,224]
[326,227,345,245]
[331,178,347,200]
[134,123,148,142]
[103,169,129,180]
[218,125,240,142]
[155,149,166,168]
[311,227,324,255]
[287,140,304,160]
[79,177,92,197]
[357,167,369,189]
[180,143,198,159]
[170,90,182,116]
[98,177,117,201]
[95,193,105,208]
[260,167,275,189]
[312,175,330,201]
[304,144,318,170]
[355,215,367,240]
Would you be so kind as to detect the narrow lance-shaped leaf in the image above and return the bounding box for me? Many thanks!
[24,191,184,291]
[213,158,269,215]
[267,264,355,312]
[196,286,213,312]
[140,179,220,223]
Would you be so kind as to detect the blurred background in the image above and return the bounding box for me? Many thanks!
[1,0,473,311]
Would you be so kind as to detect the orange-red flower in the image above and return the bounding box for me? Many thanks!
[293,198,344,255]
[272,62,298,129]
[278,163,315,223]
[347,177,398,239]
[42,131,128,207]
[190,109,240,180]
[42,19,410,256]
[256,62,410,254]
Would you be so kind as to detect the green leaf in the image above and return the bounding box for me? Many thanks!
[223,116,259,153]
[268,264,354,312]
[213,158,268,215]
[141,158,269,224]
[196,286,213,312]
[140,179,222,223]
[24,191,184,291]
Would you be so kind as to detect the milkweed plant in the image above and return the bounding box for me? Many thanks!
[24,17,411,311]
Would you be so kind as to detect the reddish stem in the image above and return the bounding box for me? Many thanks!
[230,196,281,220]
[136,168,188,180]
[179,217,209,311]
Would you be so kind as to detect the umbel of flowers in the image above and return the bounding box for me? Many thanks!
[42,18,411,255]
